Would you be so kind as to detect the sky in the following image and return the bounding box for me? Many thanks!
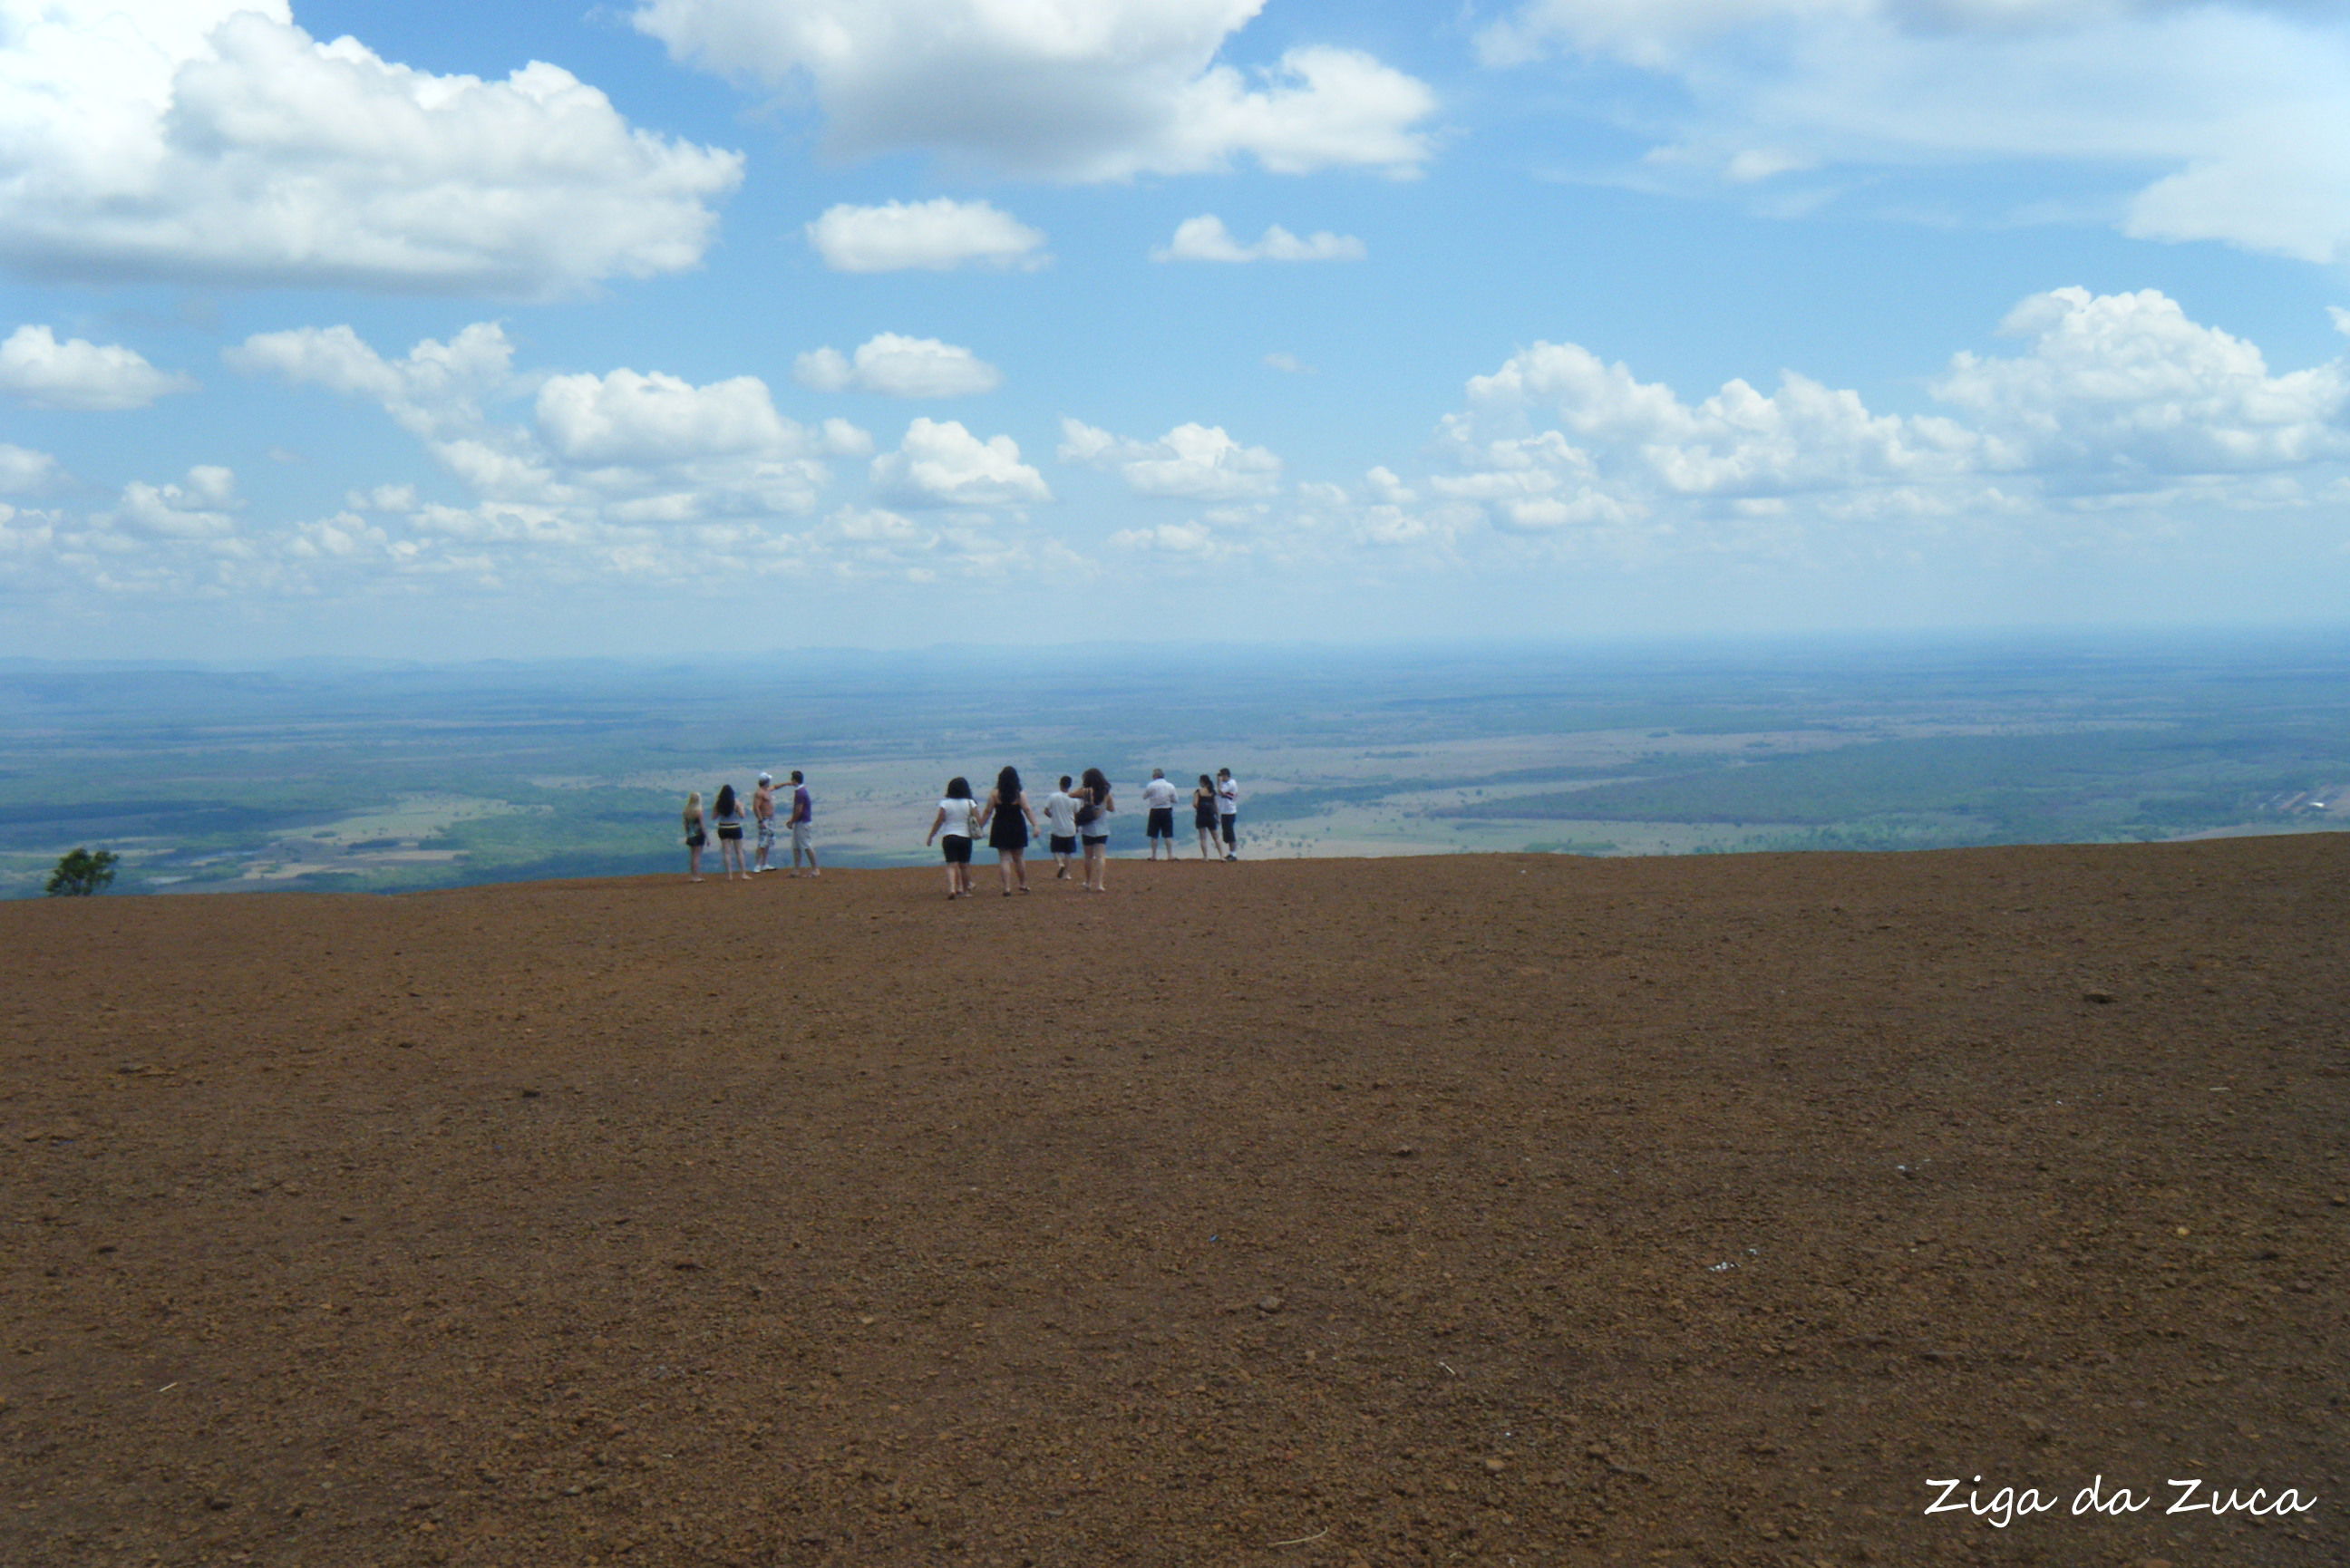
[0,0,2346,660]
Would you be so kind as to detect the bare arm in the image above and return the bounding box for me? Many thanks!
[925,804,948,846]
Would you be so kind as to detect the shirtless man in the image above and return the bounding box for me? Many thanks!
[752,772,778,873]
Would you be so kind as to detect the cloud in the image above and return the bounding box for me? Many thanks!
[793,334,1003,397]
[102,465,239,540]
[804,198,1047,273]
[1109,519,1230,557]
[872,418,1050,507]
[0,324,196,409]
[1060,418,1286,499]
[1263,352,1314,374]
[535,369,813,464]
[634,0,1435,180]
[1151,215,1366,263]
[0,0,742,295]
[1477,0,2350,265]
[1931,286,2350,474]
[226,322,516,437]
[0,442,57,491]
[230,320,869,526]
[1433,286,2350,548]
[1458,343,1980,498]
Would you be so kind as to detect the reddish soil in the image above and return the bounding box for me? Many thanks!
[3,839,2345,1568]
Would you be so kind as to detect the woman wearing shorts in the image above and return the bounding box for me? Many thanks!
[1076,767,1115,893]
[925,777,980,898]
[711,782,749,880]
[1191,773,1219,861]
[976,765,1038,896]
[683,791,706,882]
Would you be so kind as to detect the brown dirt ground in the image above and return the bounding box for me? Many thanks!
[3,839,2346,1568]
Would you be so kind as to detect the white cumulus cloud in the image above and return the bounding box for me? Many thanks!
[872,418,1050,507]
[536,369,811,464]
[0,0,743,295]
[804,199,1047,273]
[0,324,195,409]
[1433,286,2350,548]
[103,465,238,539]
[634,0,1435,181]
[1931,286,2350,474]
[1151,215,1366,263]
[227,322,516,437]
[794,334,1003,397]
[1060,417,1286,499]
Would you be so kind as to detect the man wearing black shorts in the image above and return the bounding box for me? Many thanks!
[1216,768,1239,860]
[1041,776,1079,879]
[1141,768,1180,860]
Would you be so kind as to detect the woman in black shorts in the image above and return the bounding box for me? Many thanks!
[976,765,1038,895]
[711,782,749,880]
[1191,773,1219,861]
[925,776,979,898]
[683,790,706,882]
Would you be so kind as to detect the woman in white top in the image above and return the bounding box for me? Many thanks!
[1075,766,1114,893]
[924,776,980,898]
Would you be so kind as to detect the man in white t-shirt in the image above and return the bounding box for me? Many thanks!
[1215,768,1239,861]
[1040,775,1080,880]
[1140,768,1180,859]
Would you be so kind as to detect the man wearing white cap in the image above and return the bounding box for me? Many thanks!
[752,772,778,873]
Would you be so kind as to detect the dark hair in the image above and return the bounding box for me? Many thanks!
[1198,773,1212,789]
[1059,775,1073,789]
[1082,767,1111,799]
[996,766,1021,800]
[714,784,738,818]
[790,770,804,784]
[946,776,971,799]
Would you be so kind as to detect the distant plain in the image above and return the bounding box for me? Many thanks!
[4,631,2347,897]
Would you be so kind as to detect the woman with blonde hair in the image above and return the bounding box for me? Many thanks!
[682,791,706,882]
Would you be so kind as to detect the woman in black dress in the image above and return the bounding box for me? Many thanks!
[1190,772,1219,861]
[976,764,1039,895]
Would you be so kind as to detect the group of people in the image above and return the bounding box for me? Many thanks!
[680,765,1242,895]
[925,766,1240,897]
[681,770,819,882]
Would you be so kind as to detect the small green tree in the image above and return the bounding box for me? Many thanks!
[45,847,119,896]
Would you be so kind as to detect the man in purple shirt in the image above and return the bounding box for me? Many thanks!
[787,769,820,877]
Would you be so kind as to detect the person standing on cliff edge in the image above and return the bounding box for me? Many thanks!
[787,769,820,877]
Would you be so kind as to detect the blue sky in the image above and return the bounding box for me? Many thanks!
[1,0,2345,658]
